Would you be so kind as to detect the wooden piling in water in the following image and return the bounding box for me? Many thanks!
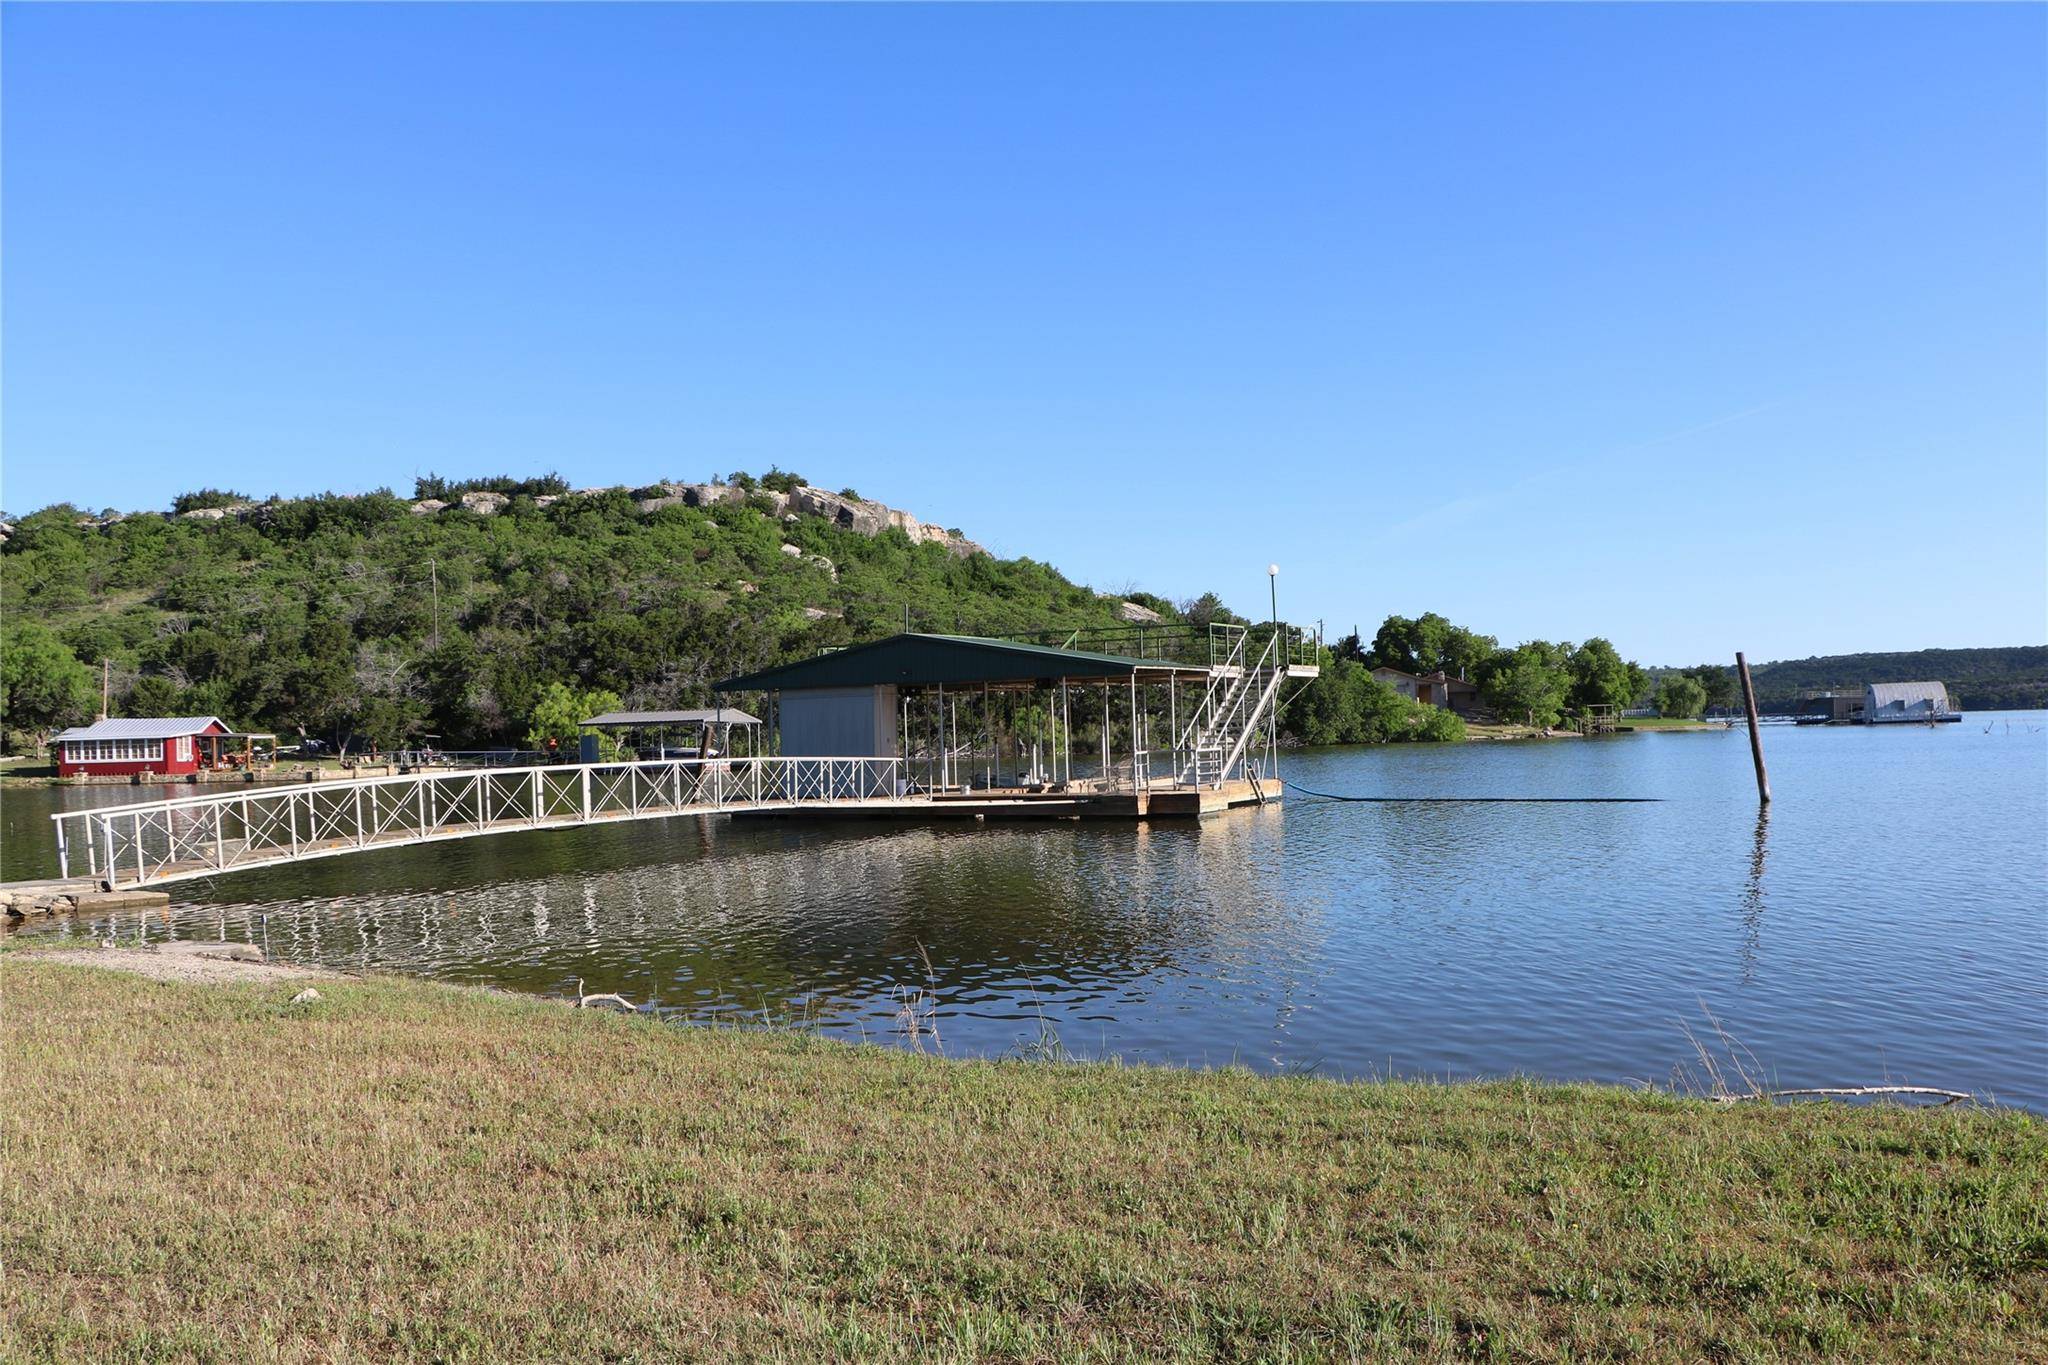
[1736,651,1771,806]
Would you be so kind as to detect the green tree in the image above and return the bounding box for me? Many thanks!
[1279,654,1468,746]
[524,682,625,758]
[1178,592,1242,633]
[1567,637,1640,714]
[1437,623,1498,680]
[1683,664,1737,713]
[125,675,185,716]
[1656,675,1709,719]
[1480,642,1572,728]
[1,622,98,746]
[1370,614,1426,672]
[1369,612,1495,678]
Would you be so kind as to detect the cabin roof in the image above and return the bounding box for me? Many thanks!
[53,716,229,742]
[715,633,1208,692]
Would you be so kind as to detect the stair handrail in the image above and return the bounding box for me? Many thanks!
[1174,627,1251,762]
[1211,631,1286,786]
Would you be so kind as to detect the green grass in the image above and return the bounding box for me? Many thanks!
[4,961,2043,1362]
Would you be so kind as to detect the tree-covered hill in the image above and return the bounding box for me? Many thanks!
[0,475,1186,751]
[1748,647,2048,713]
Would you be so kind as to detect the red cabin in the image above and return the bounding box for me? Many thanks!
[53,716,229,778]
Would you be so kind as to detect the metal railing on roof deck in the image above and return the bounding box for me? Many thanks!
[1001,621,1322,670]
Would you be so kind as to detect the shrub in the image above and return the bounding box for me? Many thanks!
[415,473,569,502]
[171,488,250,514]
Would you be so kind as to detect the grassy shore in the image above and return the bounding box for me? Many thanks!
[4,961,2043,1362]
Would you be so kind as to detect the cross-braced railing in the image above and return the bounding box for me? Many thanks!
[52,756,908,889]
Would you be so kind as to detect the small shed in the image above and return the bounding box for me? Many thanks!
[1370,666,1424,700]
[1418,671,1481,715]
[53,716,229,777]
[1370,667,1477,714]
[1862,681,1955,724]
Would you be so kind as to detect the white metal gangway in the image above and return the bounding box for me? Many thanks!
[53,756,908,891]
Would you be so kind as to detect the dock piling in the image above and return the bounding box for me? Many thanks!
[1737,651,1772,806]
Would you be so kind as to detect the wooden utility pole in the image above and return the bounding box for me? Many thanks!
[99,659,110,721]
[1736,652,1771,806]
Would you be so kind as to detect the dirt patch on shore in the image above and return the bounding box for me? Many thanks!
[13,946,337,987]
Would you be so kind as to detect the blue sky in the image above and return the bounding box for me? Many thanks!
[4,4,2042,664]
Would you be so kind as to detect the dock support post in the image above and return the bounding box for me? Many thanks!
[580,765,593,821]
[1737,651,1771,806]
[1100,679,1110,786]
[1060,680,1070,785]
[1129,674,1139,791]
[56,820,69,880]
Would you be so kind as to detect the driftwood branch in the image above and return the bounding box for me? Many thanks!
[1716,1085,1973,1107]
[574,977,637,1012]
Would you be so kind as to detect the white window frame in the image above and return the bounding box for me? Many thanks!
[66,736,181,765]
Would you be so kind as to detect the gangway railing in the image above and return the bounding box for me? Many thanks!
[53,756,906,890]
[1008,621,1321,670]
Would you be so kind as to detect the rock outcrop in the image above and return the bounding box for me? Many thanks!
[786,487,981,558]
[115,476,987,557]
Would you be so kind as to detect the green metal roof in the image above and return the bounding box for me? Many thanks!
[714,633,1208,692]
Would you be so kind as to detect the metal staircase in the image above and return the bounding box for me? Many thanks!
[1173,630,1286,790]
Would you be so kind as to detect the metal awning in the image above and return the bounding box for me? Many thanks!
[714,633,1208,693]
[581,709,762,728]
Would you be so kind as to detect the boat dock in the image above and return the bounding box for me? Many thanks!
[14,623,1315,897]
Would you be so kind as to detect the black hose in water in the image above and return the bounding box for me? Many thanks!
[1283,781,1662,804]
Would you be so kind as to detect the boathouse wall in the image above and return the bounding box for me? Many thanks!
[778,685,900,759]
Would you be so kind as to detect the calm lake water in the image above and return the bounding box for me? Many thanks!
[8,716,2046,1108]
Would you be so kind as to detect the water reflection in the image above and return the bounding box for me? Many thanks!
[56,816,1314,1046]
[1740,807,1770,983]
[9,719,2046,1108]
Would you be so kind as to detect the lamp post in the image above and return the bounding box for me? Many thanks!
[1266,563,1280,786]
